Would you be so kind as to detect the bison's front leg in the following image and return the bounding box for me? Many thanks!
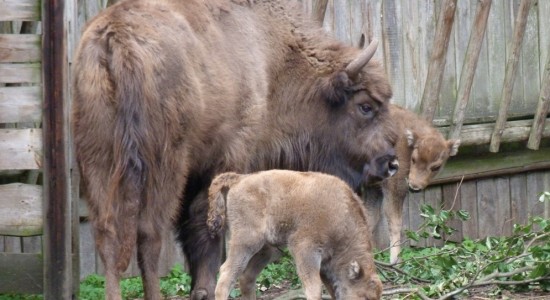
[177,190,222,300]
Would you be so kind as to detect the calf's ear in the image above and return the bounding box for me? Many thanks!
[448,139,461,156]
[348,261,362,280]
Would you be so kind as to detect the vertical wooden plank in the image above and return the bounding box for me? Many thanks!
[321,0,333,33]
[407,190,425,247]
[477,178,498,238]
[424,186,444,247]
[527,53,550,150]
[489,0,532,152]
[22,236,42,253]
[401,194,410,248]
[449,0,492,139]
[510,173,528,225]
[442,182,463,242]
[381,0,405,107]
[495,177,512,236]
[79,221,96,280]
[311,0,328,25]
[519,1,539,115]
[416,0,437,113]
[526,171,546,220]
[460,180,478,239]
[420,0,457,120]
[3,236,22,252]
[485,0,506,119]
[43,0,73,298]
[539,1,550,84]
[332,0,350,44]
[349,0,364,47]
[399,0,419,110]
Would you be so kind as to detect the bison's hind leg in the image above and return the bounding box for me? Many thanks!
[136,218,164,300]
[87,177,140,300]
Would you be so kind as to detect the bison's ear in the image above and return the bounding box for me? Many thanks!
[320,71,352,106]
[348,261,362,280]
[448,139,461,156]
[405,129,416,147]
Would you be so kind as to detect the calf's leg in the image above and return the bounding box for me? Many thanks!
[239,246,281,300]
[290,242,323,300]
[383,185,407,264]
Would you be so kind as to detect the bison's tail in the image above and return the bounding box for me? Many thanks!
[206,172,243,238]
[106,42,158,225]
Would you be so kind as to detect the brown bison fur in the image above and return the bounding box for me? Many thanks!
[363,104,460,264]
[207,170,383,300]
[72,0,397,299]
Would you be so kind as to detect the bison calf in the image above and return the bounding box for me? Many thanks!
[208,170,382,300]
[364,104,460,264]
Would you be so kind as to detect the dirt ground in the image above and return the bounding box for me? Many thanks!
[163,281,550,300]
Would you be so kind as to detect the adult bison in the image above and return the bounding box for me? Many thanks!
[72,0,397,299]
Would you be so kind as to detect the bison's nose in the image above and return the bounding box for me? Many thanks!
[388,158,399,177]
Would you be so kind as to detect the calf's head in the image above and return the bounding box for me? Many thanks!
[337,260,383,300]
[406,130,460,192]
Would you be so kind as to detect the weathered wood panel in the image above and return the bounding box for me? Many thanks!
[0,63,41,83]
[0,252,43,293]
[0,34,41,63]
[0,0,41,21]
[0,128,42,170]
[0,86,42,123]
[0,183,42,236]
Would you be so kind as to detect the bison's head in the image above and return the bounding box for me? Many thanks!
[316,39,398,188]
[406,130,460,192]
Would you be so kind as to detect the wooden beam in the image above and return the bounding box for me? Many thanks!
[420,0,457,122]
[0,183,43,236]
[527,51,550,150]
[43,0,73,298]
[0,34,41,63]
[432,147,550,185]
[0,253,43,294]
[448,0,492,140]
[439,118,550,146]
[0,0,41,21]
[489,0,532,152]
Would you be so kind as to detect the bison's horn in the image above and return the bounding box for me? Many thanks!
[345,38,379,78]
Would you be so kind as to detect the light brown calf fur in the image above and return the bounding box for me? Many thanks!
[364,104,460,264]
[208,170,382,300]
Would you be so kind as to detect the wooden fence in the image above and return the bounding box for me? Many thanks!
[1,0,549,292]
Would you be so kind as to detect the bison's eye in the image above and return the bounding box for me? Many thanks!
[431,165,441,172]
[358,103,373,117]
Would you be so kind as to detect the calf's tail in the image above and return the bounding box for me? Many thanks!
[206,172,243,238]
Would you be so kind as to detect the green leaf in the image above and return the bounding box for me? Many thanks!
[530,264,548,279]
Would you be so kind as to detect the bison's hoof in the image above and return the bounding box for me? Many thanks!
[191,288,209,300]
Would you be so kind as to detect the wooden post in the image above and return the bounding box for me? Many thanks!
[42,0,73,298]
[448,0,492,140]
[420,0,457,122]
[312,0,328,25]
[489,0,532,152]
[527,53,550,150]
